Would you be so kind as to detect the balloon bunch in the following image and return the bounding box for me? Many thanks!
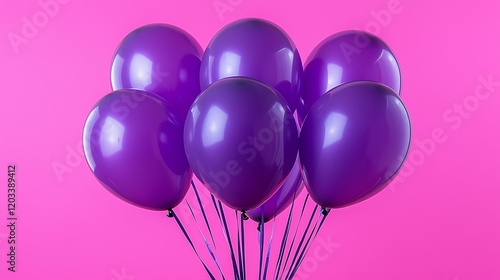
[83,18,411,280]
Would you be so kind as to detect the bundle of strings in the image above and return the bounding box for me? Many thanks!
[168,180,331,280]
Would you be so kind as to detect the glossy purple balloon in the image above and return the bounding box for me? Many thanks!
[184,77,299,211]
[83,89,192,210]
[300,81,411,208]
[247,156,303,223]
[111,24,202,119]
[201,18,302,112]
[298,30,401,121]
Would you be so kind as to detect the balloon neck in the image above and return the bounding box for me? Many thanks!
[241,211,249,221]
[321,208,331,216]
[166,209,174,218]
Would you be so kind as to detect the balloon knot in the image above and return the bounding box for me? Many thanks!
[166,209,174,218]
[321,208,331,216]
[241,211,249,221]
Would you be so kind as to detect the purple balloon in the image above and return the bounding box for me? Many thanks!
[299,81,411,208]
[184,77,299,211]
[83,89,192,210]
[201,18,303,112]
[298,30,401,121]
[111,24,202,119]
[247,156,303,223]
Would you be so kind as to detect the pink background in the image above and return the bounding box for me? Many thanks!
[1,0,500,279]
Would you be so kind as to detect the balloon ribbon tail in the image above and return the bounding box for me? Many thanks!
[218,201,241,280]
[169,210,216,280]
[277,194,310,280]
[185,201,226,280]
[237,211,244,280]
[241,212,247,279]
[258,220,265,280]
[282,204,319,280]
[263,217,275,280]
[191,180,218,250]
[289,209,330,279]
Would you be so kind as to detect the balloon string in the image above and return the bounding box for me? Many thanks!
[240,212,247,279]
[217,200,241,280]
[276,194,310,280]
[191,181,225,276]
[263,216,275,280]
[185,200,226,280]
[274,192,309,279]
[284,206,324,279]
[282,204,319,280]
[287,209,321,279]
[210,194,223,224]
[289,209,330,279]
[258,219,265,280]
[191,181,218,251]
[209,194,240,279]
[236,211,244,280]
[272,195,298,280]
[169,210,216,280]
